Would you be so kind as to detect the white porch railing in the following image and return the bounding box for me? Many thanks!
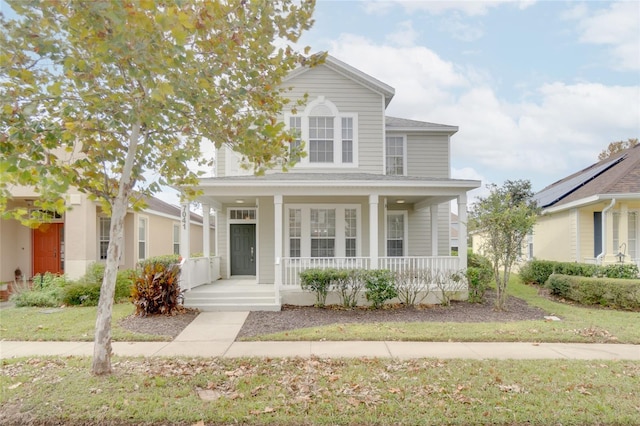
[379,256,460,275]
[281,257,371,287]
[280,256,461,287]
[181,256,221,291]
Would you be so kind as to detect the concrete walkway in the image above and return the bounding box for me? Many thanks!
[1,312,639,360]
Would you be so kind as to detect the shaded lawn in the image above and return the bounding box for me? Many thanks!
[0,303,170,342]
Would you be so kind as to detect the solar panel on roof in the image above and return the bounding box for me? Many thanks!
[533,155,626,208]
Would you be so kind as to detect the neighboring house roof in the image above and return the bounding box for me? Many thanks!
[533,144,640,212]
[386,116,458,134]
[144,196,206,225]
[285,55,396,107]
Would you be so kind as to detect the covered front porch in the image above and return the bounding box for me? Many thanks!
[178,173,480,311]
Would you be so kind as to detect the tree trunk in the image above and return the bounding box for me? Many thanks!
[92,122,141,375]
[91,195,128,375]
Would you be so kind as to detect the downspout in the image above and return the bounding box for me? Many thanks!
[596,198,616,264]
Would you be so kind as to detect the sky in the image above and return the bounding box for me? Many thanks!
[2,0,639,208]
[294,0,640,203]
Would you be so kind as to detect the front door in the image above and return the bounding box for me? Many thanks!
[33,223,64,275]
[230,224,256,275]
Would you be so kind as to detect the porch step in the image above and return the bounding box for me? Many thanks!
[183,283,280,312]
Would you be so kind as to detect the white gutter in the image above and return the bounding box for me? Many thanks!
[596,198,616,264]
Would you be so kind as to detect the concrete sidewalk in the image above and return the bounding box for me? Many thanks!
[1,312,639,360]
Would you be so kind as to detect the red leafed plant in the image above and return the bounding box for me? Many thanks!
[132,255,182,316]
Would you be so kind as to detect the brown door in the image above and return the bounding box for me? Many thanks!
[33,223,64,275]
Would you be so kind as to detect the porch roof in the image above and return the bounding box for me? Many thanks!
[190,173,480,209]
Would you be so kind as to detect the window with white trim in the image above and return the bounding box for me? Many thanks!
[286,97,358,166]
[286,205,360,258]
[138,217,148,260]
[309,117,334,163]
[386,136,405,176]
[386,212,406,256]
[289,209,302,258]
[342,117,353,163]
[345,208,357,257]
[628,211,637,260]
[173,223,180,255]
[613,211,620,252]
[99,217,110,260]
[311,208,335,257]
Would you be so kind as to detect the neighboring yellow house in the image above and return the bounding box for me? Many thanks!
[530,144,640,267]
[0,189,215,282]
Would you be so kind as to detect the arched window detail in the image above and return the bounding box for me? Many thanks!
[286,96,358,167]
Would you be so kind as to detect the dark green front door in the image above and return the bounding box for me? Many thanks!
[230,224,256,276]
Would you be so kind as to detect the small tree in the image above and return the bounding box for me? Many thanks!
[469,180,539,310]
[0,0,317,375]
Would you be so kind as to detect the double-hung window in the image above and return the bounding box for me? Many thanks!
[286,205,359,258]
[387,212,406,256]
[309,117,334,163]
[386,136,406,176]
[173,223,180,255]
[138,217,148,260]
[99,217,110,260]
[311,208,335,257]
[342,117,353,163]
[629,212,637,260]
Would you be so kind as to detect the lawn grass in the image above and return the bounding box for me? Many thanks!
[1,356,639,425]
[243,276,640,343]
[0,303,170,342]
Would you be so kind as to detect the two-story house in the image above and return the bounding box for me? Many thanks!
[180,56,480,310]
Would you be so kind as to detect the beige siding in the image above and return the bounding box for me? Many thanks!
[533,211,573,262]
[405,133,450,178]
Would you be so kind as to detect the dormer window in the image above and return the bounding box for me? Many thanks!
[286,97,358,167]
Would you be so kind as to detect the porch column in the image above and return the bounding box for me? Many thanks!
[202,203,211,258]
[457,194,468,270]
[369,194,379,268]
[180,202,191,290]
[431,204,439,256]
[274,195,283,291]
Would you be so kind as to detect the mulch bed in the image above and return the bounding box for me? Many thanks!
[236,291,548,338]
[118,290,549,340]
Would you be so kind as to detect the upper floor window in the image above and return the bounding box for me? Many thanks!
[386,136,406,176]
[286,97,358,167]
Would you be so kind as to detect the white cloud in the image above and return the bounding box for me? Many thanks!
[385,20,419,47]
[439,13,485,42]
[363,0,535,16]
[566,1,640,71]
[325,34,639,187]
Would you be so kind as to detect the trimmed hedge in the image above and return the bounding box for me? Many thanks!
[61,270,133,306]
[546,274,640,311]
[520,259,638,286]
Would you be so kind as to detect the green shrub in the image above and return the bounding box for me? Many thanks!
[518,260,556,286]
[545,274,572,297]
[546,274,640,310]
[599,264,639,279]
[132,255,182,316]
[364,269,397,309]
[11,273,69,307]
[299,268,333,307]
[332,269,363,308]
[466,253,493,303]
[62,282,102,306]
[83,262,106,284]
[12,288,61,307]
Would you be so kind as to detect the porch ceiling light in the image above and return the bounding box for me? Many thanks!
[235,199,245,204]
[396,199,405,204]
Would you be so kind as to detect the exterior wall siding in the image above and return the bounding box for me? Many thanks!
[405,133,450,178]
[258,197,275,284]
[533,211,573,262]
